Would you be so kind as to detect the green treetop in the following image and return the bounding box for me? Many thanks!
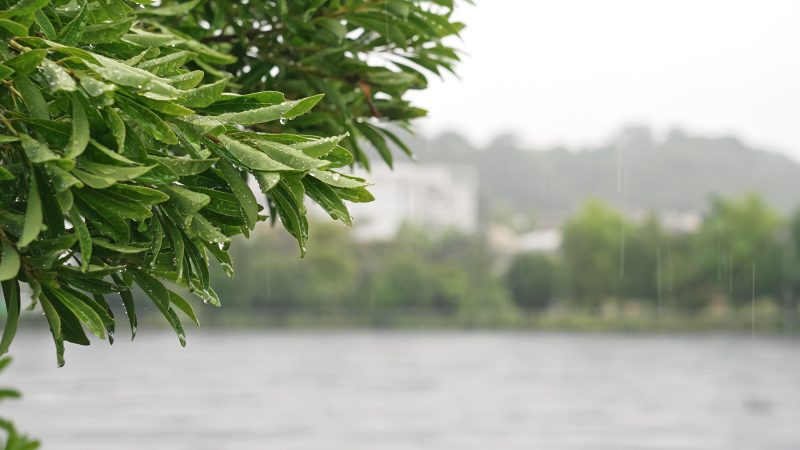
[0,0,465,367]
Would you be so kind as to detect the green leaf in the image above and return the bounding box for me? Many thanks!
[215,134,293,171]
[129,268,186,346]
[235,134,329,171]
[76,161,156,186]
[167,70,204,89]
[190,213,228,244]
[168,290,199,326]
[135,0,204,16]
[96,0,133,19]
[88,139,135,164]
[46,287,107,339]
[74,187,155,220]
[44,291,89,346]
[108,184,170,205]
[254,172,280,194]
[0,356,12,373]
[81,17,134,44]
[56,7,87,45]
[18,174,42,248]
[137,50,194,76]
[0,18,25,36]
[334,186,375,203]
[378,126,415,158]
[148,156,216,176]
[0,279,20,356]
[318,18,346,40]
[116,97,178,144]
[181,76,229,108]
[162,185,210,214]
[356,121,393,167]
[40,296,65,367]
[0,63,12,80]
[64,93,89,159]
[68,208,92,272]
[116,284,137,339]
[46,164,83,191]
[39,59,77,92]
[213,94,323,126]
[19,135,58,163]
[71,169,117,189]
[309,169,370,188]
[0,166,14,180]
[73,193,131,242]
[291,134,348,158]
[0,0,49,19]
[14,74,49,119]
[4,49,46,75]
[203,91,284,113]
[190,186,241,216]
[218,160,258,230]
[78,73,114,97]
[0,240,21,282]
[303,176,352,226]
[93,238,150,254]
[138,96,195,116]
[282,94,324,120]
[89,54,181,100]
[56,188,74,215]
[271,182,308,256]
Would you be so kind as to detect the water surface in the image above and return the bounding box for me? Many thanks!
[3,331,799,449]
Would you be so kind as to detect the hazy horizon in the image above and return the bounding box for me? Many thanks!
[410,0,800,160]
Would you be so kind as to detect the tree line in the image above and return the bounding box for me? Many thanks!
[205,193,799,330]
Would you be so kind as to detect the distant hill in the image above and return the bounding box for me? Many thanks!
[394,126,800,220]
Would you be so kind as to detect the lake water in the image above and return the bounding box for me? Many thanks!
[2,331,799,449]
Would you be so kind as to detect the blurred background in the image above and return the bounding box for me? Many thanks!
[6,1,800,448]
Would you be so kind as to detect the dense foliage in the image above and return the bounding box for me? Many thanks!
[171,0,465,168]
[0,0,463,367]
[205,195,799,329]
[211,225,514,325]
[519,195,791,314]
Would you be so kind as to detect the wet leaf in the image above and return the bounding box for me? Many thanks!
[64,93,89,159]
[18,175,42,248]
[0,241,21,282]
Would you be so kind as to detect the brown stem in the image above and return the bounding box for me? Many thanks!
[357,81,381,118]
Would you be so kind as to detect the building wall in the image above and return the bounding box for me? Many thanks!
[340,163,479,241]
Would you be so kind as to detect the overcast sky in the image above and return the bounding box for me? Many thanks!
[409,0,800,159]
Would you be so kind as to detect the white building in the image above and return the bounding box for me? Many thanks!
[342,163,479,241]
[487,225,562,256]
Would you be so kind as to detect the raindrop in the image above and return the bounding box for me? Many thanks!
[656,246,662,319]
[752,261,756,338]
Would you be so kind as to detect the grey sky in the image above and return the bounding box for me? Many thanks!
[409,0,800,158]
